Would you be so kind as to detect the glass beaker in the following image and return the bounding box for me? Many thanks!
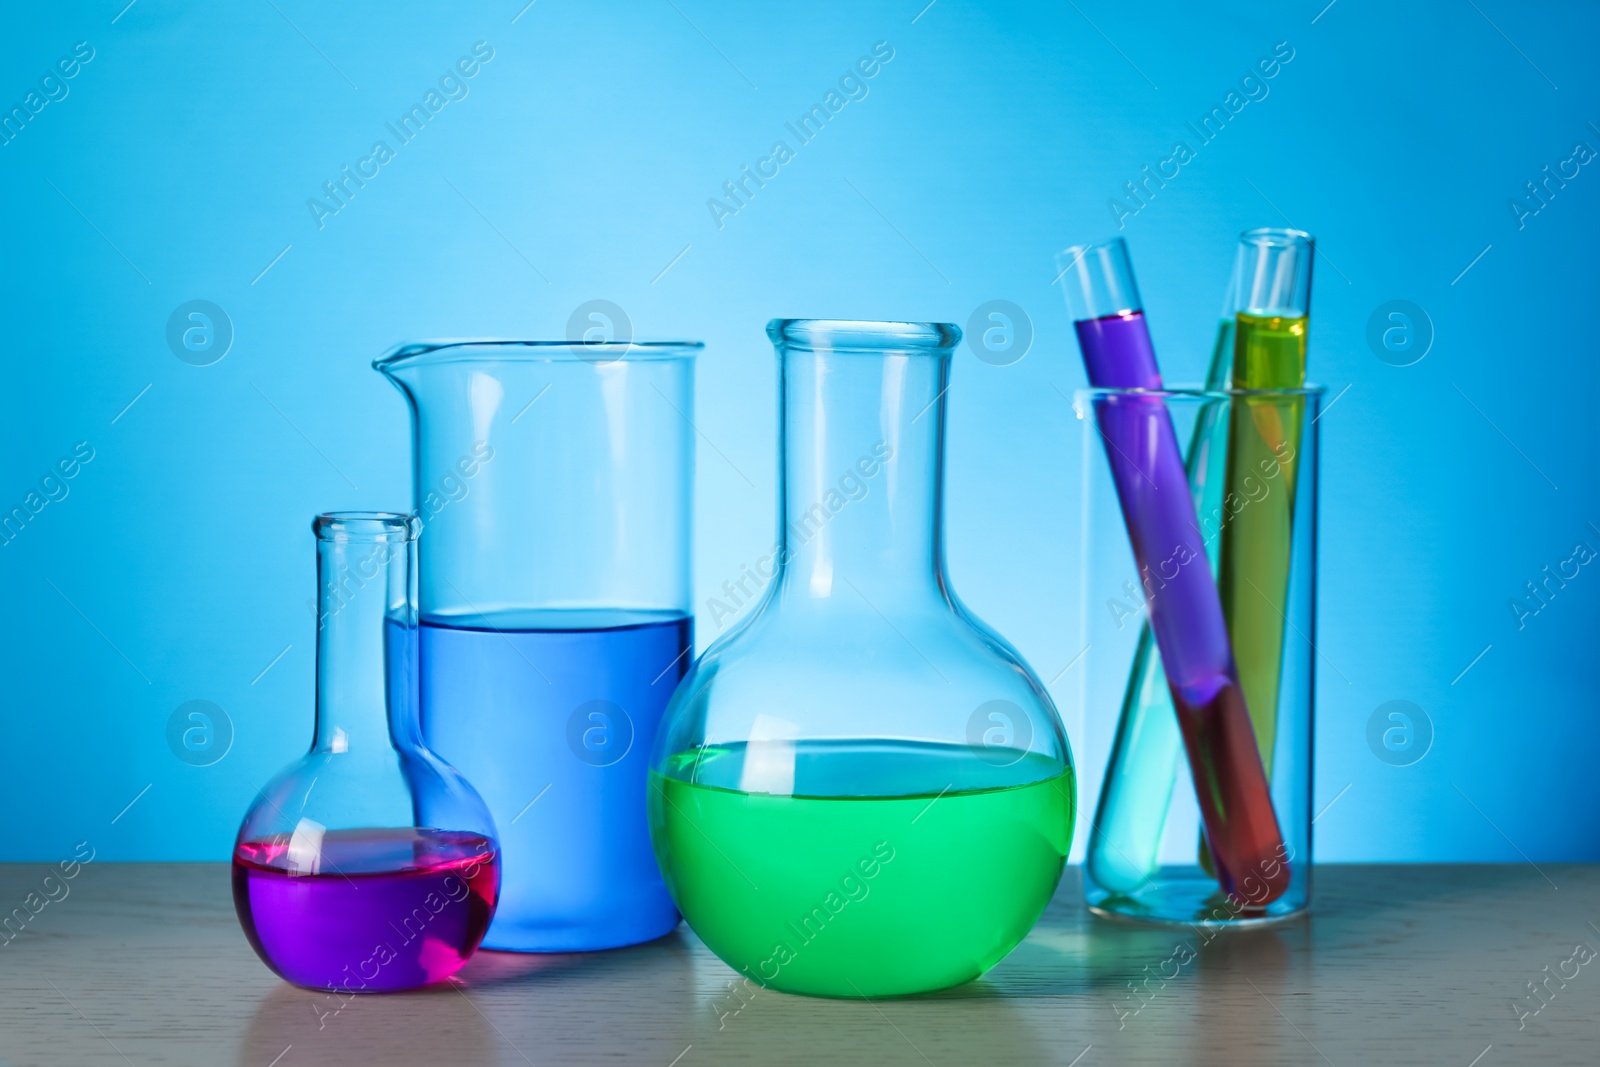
[376,339,699,952]
[1076,387,1322,925]
[648,319,1075,998]
[233,513,500,992]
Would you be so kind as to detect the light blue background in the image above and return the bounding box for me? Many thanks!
[2,0,1594,862]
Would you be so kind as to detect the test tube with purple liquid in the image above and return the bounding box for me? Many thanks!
[1060,238,1288,906]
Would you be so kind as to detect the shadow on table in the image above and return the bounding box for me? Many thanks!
[452,925,699,989]
[679,984,1055,1067]
[235,931,701,1065]
[959,864,1495,1000]
[456,929,1057,1064]
[237,980,500,1066]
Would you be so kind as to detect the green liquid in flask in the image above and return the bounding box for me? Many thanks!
[649,741,1074,998]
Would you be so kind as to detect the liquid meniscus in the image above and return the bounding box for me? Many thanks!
[1232,311,1307,390]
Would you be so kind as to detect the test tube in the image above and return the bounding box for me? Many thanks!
[1081,278,1234,895]
[1061,237,1288,905]
[1218,229,1313,775]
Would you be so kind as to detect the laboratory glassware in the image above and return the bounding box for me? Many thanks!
[1059,238,1289,909]
[233,512,500,992]
[376,338,698,952]
[648,319,1074,998]
[1080,260,1232,896]
[1219,228,1314,779]
[1076,385,1321,924]
[1084,227,1315,893]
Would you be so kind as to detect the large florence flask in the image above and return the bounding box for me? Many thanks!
[648,320,1074,998]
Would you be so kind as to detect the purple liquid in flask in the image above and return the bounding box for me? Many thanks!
[232,513,503,991]
[233,828,499,992]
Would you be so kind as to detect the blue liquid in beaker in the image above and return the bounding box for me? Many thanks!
[419,610,691,951]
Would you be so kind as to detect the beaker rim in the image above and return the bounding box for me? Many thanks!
[374,338,703,371]
[767,319,961,353]
[313,511,418,543]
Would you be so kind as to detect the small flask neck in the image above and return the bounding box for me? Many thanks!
[775,347,948,607]
[312,535,418,753]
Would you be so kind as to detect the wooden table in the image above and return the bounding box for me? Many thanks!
[1,864,1595,1066]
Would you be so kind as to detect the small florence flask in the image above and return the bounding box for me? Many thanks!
[233,512,500,993]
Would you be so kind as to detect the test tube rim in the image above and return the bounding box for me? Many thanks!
[1238,226,1315,250]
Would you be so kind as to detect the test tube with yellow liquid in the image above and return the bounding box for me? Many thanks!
[1218,230,1313,782]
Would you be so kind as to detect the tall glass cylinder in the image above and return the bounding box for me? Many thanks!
[376,339,699,952]
[1078,386,1322,925]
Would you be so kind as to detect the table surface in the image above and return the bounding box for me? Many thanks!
[1,863,1596,1066]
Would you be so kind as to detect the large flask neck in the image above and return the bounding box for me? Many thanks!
[773,327,954,608]
[310,514,419,754]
